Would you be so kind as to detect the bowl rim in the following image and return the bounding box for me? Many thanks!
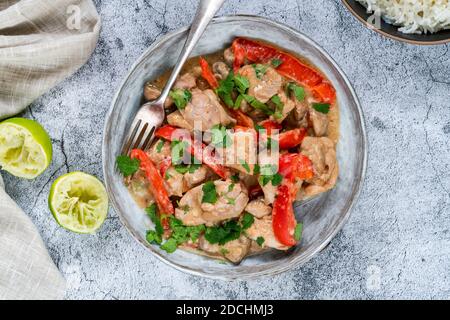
[102,14,368,280]
[342,0,450,46]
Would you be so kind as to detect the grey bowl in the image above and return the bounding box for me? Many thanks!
[102,15,367,280]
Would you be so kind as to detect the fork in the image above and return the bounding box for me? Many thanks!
[121,0,226,156]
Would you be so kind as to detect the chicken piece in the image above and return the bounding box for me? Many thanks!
[223,47,234,66]
[198,235,251,264]
[174,72,197,90]
[175,185,205,226]
[180,89,235,131]
[175,180,249,226]
[146,139,171,164]
[221,129,257,174]
[167,110,194,131]
[164,167,184,197]
[239,65,282,103]
[260,180,277,205]
[246,215,290,250]
[245,198,272,218]
[300,136,338,197]
[270,89,295,123]
[213,61,230,80]
[257,151,279,205]
[184,165,208,189]
[309,108,329,137]
[201,180,249,224]
[143,82,173,107]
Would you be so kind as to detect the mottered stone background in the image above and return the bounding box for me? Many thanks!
[3,0,449,299]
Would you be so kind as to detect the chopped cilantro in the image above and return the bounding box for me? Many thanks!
[216,71,235,107]
[174,163,201,174]
[288,83,306,102]
[171,140,189,165]
[169,89,192,110]
[210,125,232,148]
[252,64,267,79]
[156,139,164,153]
[219,248,229,256]
[242,94,274,115]
[204,220,242,245]
[234,94,244,110]
[271,95,284,120]
[116,155,140,177]
[233,74,250,94]
[160,238,178,253]
[145,204,164,236]
[241,212,255,230]
[231,174,240,183]
[294,223,303,241]
[271,58,283,68]
[239,159,251,173]
[256,237,265,246]
[228,183,235,193]
[259,173,283,187]
[202,181,218,204]
[312,103,330,114]
[146,230,162,245]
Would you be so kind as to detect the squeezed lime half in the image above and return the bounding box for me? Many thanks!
[0,117,52,179]
[49,172,108,234]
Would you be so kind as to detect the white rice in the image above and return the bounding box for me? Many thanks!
[356,0,450,34]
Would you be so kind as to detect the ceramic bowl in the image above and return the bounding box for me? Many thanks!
[343,0,450,45]
[103,15,367,280]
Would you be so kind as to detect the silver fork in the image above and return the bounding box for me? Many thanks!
[121,0,226,156]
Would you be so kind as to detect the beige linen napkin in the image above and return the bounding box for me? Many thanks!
[0,0,101,299]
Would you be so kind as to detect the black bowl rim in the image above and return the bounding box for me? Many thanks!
[342,0,450,45]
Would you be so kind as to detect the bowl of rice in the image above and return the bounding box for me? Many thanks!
[343,0,450,45]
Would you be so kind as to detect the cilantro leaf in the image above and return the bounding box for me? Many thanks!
[288,83,306,102]
[271,58,283,68]
[270,173,283,186]
[312,103,330,114]
[271,95,284,120]
[238,159,251,173]
[231,174,240,183]
[145,204,164,236]
[156,139,164,153]
[294,223,303,241]
[174,163,201,175]
[233,74,250,94]
[160,238,178,253]
[216,71,235,107]
[242,94,274,115]
[171,140,189,165]
[116,155,140,176]
[146,230,162,245]
[169,89,192,110]
[256,236,265,246]
[241,212,255,230]
[202,181,218,204]
[252,64,267,79]
[210,125,232,148]
[205,220,242,245]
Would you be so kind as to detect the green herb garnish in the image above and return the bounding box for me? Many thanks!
[239,159,251,173]
[204,220,242,245]
[242,94,274,115]
[160,238,178,253]
[169,89,192,110]
[271,59,283,68]
[241,212,255,230]
[312,103,330,114]
[174,163,201,174]
[253,64,267,79]
[288,83,305,101]
[234,94,244,110]
[156,139,164,153]
[271,95,284,120]
[145,204,164,236]
[231,174,240,183]
[171,140,189,165]
[202,181,218,204]
[216,71,235,107]
[146,230,162,245]
[116,155,140,176]
[259,173,283,187]
[233,74,250,94]
[210,125,232,148]
[294,223,303,241]
[256,237,265,246]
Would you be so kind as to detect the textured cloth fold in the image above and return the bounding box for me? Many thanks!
[0,0,101,299]
[0,0,101,119]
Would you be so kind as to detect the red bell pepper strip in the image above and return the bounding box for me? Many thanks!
[130,149,174,227]
[158,157,172,178]
[278,128,307,150]
[259,120,282,135]
[155,125,230,179]
[231,38,336,104]
[199,57,219,89]
[232,40,246,73]
[272,184,297,246]
[229,109,254,128]
[278,153,314,182]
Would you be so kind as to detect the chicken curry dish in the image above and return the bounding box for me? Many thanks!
[116,38,339,263]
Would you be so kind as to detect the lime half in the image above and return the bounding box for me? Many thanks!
[0,117,52,179]
[49,172,108,234]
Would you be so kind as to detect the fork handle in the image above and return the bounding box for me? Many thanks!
[159,0,226,102]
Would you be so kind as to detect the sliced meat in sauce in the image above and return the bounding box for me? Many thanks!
[212,61,230,80]
[198,234,251,264]
[270,89,295,123]
[167,110,194,131]
[147,139,171,164]
[184,165,209,189]
[164,167,185,197]
[246,215,289,250]
[300,136,338,197]
[238,65,282,103]
[309,108,329,137]
[175,180,249,226]
[221,129,257,174]
[174,72,197,90]
[245,198,272,218]
[180,88,235,131]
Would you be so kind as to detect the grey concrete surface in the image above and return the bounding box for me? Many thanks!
[3,0,450,299]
